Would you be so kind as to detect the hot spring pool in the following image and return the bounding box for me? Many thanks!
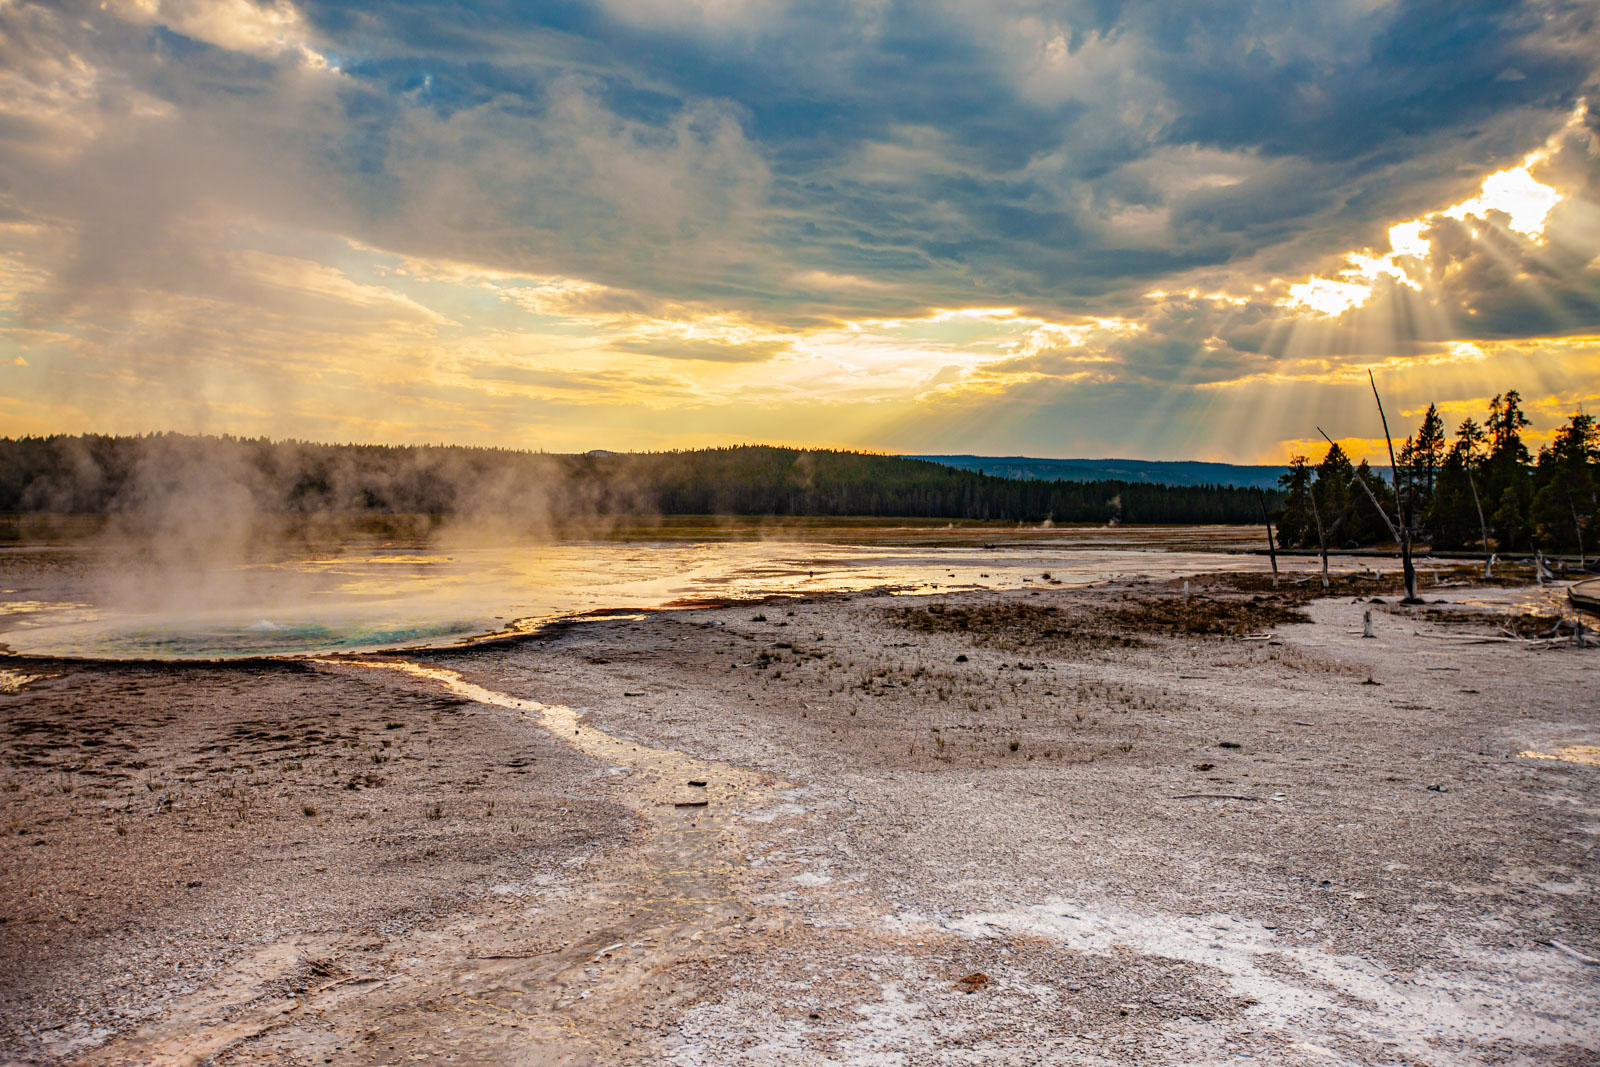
[0,523,1305,660]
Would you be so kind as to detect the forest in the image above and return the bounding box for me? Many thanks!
[1274,392,1597,557]
[0,436,1271,526]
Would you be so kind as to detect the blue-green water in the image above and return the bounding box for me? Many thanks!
[53,618,484,659]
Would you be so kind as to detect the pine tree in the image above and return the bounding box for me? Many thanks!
[1487,391,1532,463]
[1275,455,1314,546]
[1350,458,1398,545]
[1399,403,1446,526]
[1314,444,1356,546]
[1532,412,1598,558]
[1415,403,1446,497]
[1484,392,1533,549]
[1429,418,1487,550]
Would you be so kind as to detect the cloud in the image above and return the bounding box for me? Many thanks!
[105,0,327,63]
[1,0,1598,460]
[229,250,449,324]
[610,337,791,363]
[260,0,1595,317]
[11,0,1597,319]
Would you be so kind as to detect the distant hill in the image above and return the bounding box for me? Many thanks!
[916,455,1291,490]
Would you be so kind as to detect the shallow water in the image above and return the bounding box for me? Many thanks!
[0,521,1332,660]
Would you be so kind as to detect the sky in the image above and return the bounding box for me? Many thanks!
[2,0,1599,462]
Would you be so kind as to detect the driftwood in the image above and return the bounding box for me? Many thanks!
[1537,552,1558,584]
[1172,793,1261,801]
[1537,939,1600,967]
[1412,623,1595,649]
[1414,632,1523,644]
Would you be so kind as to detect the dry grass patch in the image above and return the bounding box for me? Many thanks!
[890,593,1307,645]
[1101,595,1308,636]
[1390,605,1569,638]
[887,602,1134,651]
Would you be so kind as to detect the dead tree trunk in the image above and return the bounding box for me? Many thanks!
[1255,489,1279,588]
[1369,372,1420,604]
[1465,465,1490,577]
[1570,491,1586,571]
[1309,484,1330,589]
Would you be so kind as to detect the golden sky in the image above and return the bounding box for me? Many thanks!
[2,1,1598,462]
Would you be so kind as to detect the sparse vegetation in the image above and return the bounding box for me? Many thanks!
[890,593,1307,644]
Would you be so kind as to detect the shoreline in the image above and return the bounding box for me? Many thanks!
[2,549,1560,668]
[2,572,1596,1064]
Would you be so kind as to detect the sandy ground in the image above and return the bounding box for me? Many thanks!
[2,572,1597,1065]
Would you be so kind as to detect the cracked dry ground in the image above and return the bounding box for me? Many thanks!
[3,575,1597,1064]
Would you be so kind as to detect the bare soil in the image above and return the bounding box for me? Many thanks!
[1,573,1596,1065]
[0,661,634,1060]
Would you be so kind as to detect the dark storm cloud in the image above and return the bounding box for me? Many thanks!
[267,0,1598,315]
[1153,1,1587,159]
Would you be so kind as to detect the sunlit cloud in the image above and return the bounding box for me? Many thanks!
[1441,162,1563,238]
[1278,101,1596,334]
[104,0,337,70]
[0,1,1596,462]
[1283,144,1568,318]
[1285,276,1374,317]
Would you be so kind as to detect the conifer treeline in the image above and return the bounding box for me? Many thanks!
[600,447,1266,523]
[0,435,1271,525]
[1275,392,1598,555]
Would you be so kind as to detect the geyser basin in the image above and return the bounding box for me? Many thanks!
[0,522,1285,661]
[23,616,487,660]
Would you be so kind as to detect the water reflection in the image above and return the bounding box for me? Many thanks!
[0,521,1323,660]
